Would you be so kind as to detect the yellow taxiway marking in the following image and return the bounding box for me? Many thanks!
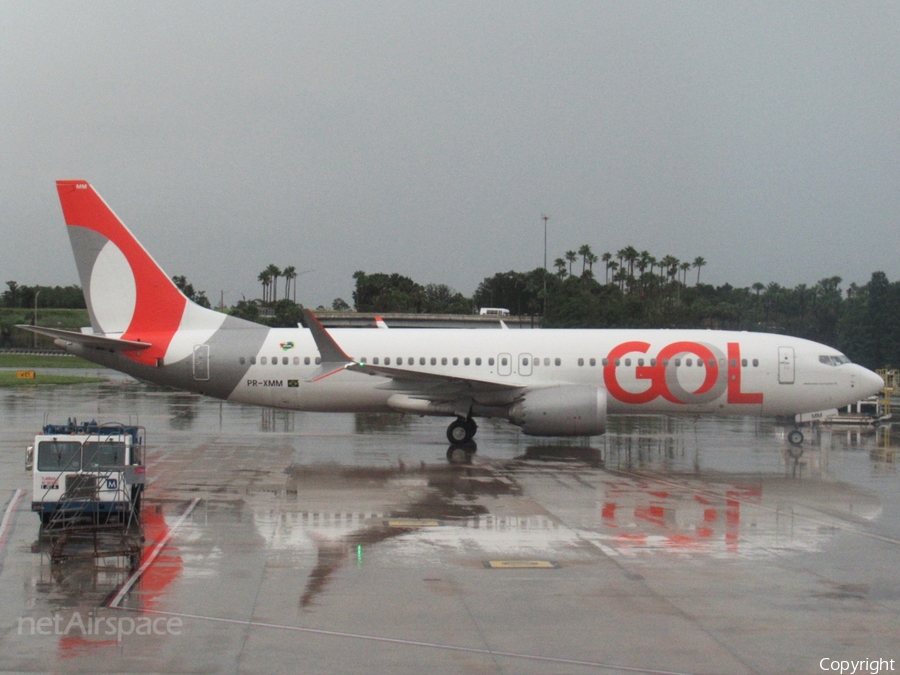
[484,560,559,569]
[384,518,444,528]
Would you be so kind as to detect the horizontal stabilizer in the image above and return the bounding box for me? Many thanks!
[17,325,152,352]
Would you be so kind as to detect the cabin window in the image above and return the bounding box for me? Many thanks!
[261,357,267,365]
[624,358,631,367]
[373,357,379,365]
[384,357,391,365]
[476,357,482,366]
[408,357,414,365]
[589,358,596,366]
[577,358,584,366]
[674,358,681,367]
[730,359,737,367]
[431,357,437,365]
[742,359,748,367]
[500,357,508,366]
[753,359,759,367]
[638,358,645,366]
[464,357,470,366]
[282,357,288,365]
[614,359,620,367]
[453,357,459,365]
[488,357,495,366]
[543,358,549,366]
[442,357,448,365]
[239,357,246,365]
[250,356,256,365]
[708,359,715,368]
[650,358,657,367]
[602,358,609,367]
[686,358,692,367]
[419,357,425,365]
[293,357,299,365]
[304,356,311,365]
[555,358,561,366]
[315,357,321,365]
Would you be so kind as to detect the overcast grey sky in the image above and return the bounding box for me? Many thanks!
[2,2,899,308]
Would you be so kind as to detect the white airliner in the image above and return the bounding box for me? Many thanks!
[22,181,885,447]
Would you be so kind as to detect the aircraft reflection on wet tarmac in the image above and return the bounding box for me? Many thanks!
[2,383,898,673]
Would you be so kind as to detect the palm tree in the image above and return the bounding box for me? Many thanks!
[265,264,281,304]
[565,250,577,276]
[679,261,691,285]
[601,252,612,284]
[553,257,567,279]
[578,244,593,276]
[586,252,598,275]
[692,256,707,286]
[257,270,271,304]
[660,255,679,283]
[622,246,639,279]
[282,266,297,302]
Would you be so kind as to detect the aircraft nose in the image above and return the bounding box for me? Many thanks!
[857,367,884,398]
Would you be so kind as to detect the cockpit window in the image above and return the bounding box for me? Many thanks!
[819,354,851,366]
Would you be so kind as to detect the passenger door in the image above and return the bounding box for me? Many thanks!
[193,344,210,381]
[778,346,794,384]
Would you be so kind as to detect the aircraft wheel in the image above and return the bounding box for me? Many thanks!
[787,429,804,446]
[465,418,478,439]
[447,419,471,445]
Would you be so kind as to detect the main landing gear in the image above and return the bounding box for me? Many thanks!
[446,416,478,445]
[786,428,805,458]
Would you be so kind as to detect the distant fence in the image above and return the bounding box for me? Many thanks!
[0,348,72,356]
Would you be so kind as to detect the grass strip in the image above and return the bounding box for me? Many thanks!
[0,372,107,387]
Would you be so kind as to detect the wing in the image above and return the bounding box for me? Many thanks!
[301,310,523,409]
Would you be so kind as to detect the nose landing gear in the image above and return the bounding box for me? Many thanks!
[446,416,478,445]
[786,428,804,458]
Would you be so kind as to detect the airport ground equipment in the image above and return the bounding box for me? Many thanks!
[26,418,145,564]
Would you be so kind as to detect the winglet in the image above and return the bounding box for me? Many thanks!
[302,309,352,362]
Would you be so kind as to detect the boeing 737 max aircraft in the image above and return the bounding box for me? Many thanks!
[21,181,885,447]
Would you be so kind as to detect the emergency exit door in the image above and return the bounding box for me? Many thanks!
[778,346,795,384]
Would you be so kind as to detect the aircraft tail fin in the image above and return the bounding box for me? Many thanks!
[56,180,222,365]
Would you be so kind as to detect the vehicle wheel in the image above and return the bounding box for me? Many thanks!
[787,429,804,446]
[447,420,471,445]
[465,418,478,439]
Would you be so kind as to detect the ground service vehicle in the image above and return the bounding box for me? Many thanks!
[27,419,145,526]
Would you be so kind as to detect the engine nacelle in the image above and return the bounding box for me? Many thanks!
[508,385,607,437]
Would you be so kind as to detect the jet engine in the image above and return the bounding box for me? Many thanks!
[508,385,607,437]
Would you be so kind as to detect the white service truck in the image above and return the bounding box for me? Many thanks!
[26,419,145,525]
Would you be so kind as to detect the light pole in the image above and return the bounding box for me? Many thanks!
[542,215,549,319]
[33,289,41,348]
